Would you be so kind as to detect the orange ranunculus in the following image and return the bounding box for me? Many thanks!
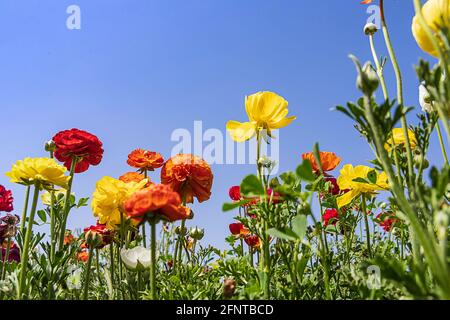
[127,149,164,171]
[119,172,151,185]
[302,151,341,173]
[124,184,191,222]
[64,231,75,246]
[161,154,213,203]
[77,251,89,263]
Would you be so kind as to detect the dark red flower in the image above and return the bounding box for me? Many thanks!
[323,208,339,227]
[229,186,242,201]
[53,128,104,173]
[324,177,340,196]
[376,212,397,232]
[0,185,13,213]
[244,235,261,249]
[1,241,20,263]
[229,222,250,237]
[83,223,112,249]
[0,214,20,241]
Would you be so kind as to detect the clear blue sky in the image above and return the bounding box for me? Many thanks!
[0,0,443,249]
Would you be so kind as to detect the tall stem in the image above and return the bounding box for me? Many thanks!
[58,158,77,250]
[83,249,94,300]
[436,122,449,165]
[150,219,157,300]
[19,186,30,233]
[361,195,372,258]
[369,34,389,100]
[18,182,40,299]
[1,238,12,280]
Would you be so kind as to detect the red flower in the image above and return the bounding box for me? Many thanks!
[324,177,341,196]
[1,241,20,263]
[53,129,104,173]
[376,212,397,232]
[77,251,89,263]
[229,222,250,237]
[323,208,339,227]
[244,235,261,249]
[83,223,112,249]
[0,185,13,213]
[229,186,242,201]
[127,149,164,171]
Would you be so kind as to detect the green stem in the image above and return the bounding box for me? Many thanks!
[369,34,389,100]
[58,158,77,250]
[1,238,12,280]
[361,195,372,259]
[436,121,449,165]
[109,243,115,298]
[50,190,56,261]
[19,186,30,233]
[18,182,40,299]
[83,249,94,300]
[150,219,157,300]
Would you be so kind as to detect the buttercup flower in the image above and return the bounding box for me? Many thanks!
[336,164,389,208]
[226,91,296,142]
[244,235,261,249]
[324,177,341,196]
[384,128,418,152]
[83,223,112,249]
[323,209,339,227]
[120,246,152,271]
[124,184,191,222]
[64,230,75,246]
[0,214,20,240]
[1,241,20,263]
[91,176,147,229]
[302,151,341,173]
[0,185,14,212]
[119,172,151,185]
[229,186,242,201]
[127,149,164,171]
[419,84,434,113]
[53,129,104,173]
[229,222,250,238]
[161,154,213,203]
[412,0,450,57]
[77,251,89,263]
[376,212,398,232]
[6,157,70,189]
[41,188,71,206]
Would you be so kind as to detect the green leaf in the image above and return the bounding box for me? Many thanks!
[267,228,298,242]
[37,210,47,223]
[352,177,368,184]
[240,174,265,196]
[296,160,315,182]
[367,170,377,184]
[222,199,251,212]
[77,197,90,208]
[292,215,307,239]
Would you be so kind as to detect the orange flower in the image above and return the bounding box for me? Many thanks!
[77,251,89,262]
[124,184,191,222]
[302,151,341,173]
[64,231,75,246]
[119,172,151,186]
[161,154,213,203]
[127,149,164,171]
[361,0,373,4]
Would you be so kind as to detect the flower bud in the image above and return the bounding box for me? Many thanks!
[414,154,429,170]
[419,84,434,113]
[85,230,103,248]
[44,140,56,153]
[258,156,274,169]
[223,278,236,299]
[189,227,205,241]
[175,226,187,235]
[357,62,379,96]
[364,23,378,36]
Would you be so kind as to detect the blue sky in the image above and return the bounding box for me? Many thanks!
[0,0,444,249]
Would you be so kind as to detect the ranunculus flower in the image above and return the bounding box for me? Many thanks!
[6,157,70,190]
[127,149,164,171]
[52,129,104,173]
[336,164,389,208]
[83,223,112,249]
[124,184,191,222]
[119,172,151,185]
[120,246,152,271]
[229,186,242,201]
[77,251,89,263]
[229,222,250,237]
[161,154,213,204]
[41,188,72,206]
[302,151,341,173]
[0,214,20,240]
[226,91,296,142]
[64,230,75,246]
[384,128,418,152]
[412,0,450,57]
[244,235,261,249]
[419,84,434,113]
[323,208,339,227]
[324,177,341,196]
[1,241,20,263]
[91,176,148,230]
[0,185,13,212]
[376,212,398,232]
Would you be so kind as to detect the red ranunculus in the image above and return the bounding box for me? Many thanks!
[229,222,250,237]
[229,186,242,201]
[83,223,112,249]
[53,128,104,173]
[324,177,340,196]
[1,241,20,263]
[244,235,261,249]
[323,208,339,227]
[0,185,13,213]
[376,212,397,232]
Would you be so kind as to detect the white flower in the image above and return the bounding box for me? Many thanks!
[120,246,152,271]
[66,268,83,290]
[419,84,434,113]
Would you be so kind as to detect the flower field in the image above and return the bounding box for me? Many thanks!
[1,0,450,301]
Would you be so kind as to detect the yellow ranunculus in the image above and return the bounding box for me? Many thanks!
[91,176,147,230]
[226,91,296,142]
[41,188,72,206]
[384,128,418,153]
[336,164,389,208]
[6,157,70,189]
[412,0,450,57]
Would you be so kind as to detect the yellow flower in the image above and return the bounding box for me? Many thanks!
[336,164,389,208]
[412,0,450,57]
[6,157,70,189]
[384,128,418,152]
[41,189,72,206]
[91,176,147,230]
[226,91,296,142]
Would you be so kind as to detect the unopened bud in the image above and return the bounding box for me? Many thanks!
[175,226,187,235]
[45,140,56,153]
[85,230,102,248]
[364,23,378,36]
[189,227,205,240]
[357,62,379,95]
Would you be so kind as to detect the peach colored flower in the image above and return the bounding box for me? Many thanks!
[127,149,164,171]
